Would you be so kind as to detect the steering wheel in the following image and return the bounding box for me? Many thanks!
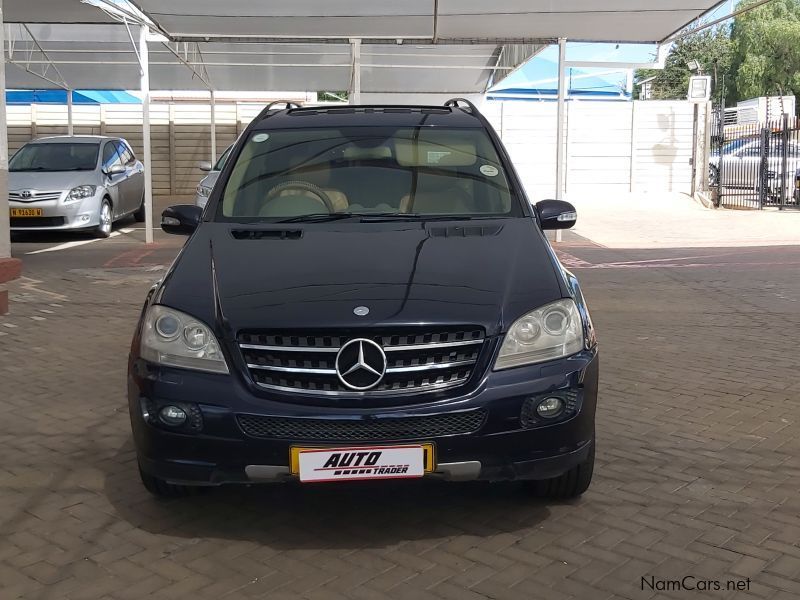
[264,181,335,213]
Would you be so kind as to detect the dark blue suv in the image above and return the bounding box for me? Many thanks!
[128,99,599,498]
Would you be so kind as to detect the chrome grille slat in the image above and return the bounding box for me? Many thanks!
[9,190,62,202]
[238,327,485,395]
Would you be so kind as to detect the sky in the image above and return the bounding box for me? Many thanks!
[491,0,737,95]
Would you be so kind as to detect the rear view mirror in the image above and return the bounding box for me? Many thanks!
[535,200,577,230]
[198,161,212,172]
[161,204,202,235]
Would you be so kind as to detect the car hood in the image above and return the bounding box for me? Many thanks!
[158,219,565,336]
[9,170,98,192]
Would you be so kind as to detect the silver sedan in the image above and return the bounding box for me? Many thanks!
[9,135,145,237]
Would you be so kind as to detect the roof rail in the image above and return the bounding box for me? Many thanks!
[444,98,478,114]
[254,100,303,122]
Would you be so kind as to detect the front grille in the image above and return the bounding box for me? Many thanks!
[10,191,62,202]
[237,409,487,441]
[10,216,65,228]
[238,327,485,395]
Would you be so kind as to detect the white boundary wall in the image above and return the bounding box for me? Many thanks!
[6,99,698,199]
[482,100,698,201]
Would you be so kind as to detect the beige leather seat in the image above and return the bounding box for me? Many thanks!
[400,176,471,214]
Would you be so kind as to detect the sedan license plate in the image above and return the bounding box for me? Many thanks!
[10,207,43,217]
[291,443,435,483]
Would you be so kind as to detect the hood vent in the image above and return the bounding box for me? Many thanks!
[230,229,303,240]
[428,225,504,238]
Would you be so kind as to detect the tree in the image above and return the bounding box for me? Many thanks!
[728,0,800,103]
[635,26,732,101]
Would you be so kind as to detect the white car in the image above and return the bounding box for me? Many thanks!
[194,144,233,209]
[9,135,145,237]
[710,137,800,200]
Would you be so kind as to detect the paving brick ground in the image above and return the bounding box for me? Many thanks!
[2,227,800,600]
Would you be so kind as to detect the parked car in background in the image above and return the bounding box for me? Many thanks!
[195,144,234,209]
[709,137,800,202]
[9,135,145,237]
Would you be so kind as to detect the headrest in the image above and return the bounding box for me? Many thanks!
[396,137,477,167]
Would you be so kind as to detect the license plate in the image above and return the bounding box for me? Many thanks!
[291,443,435,483]
[10,208,43,217]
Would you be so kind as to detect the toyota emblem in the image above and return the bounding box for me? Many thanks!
[20,190,32,199]
[335,338,386,391]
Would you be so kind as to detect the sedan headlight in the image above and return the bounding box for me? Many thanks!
[494,299,584,370]
[66,185,97,202]
[196,184,212,198]
[140,305,228,373]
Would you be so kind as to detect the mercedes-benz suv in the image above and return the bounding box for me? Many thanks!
[128,99,599,498]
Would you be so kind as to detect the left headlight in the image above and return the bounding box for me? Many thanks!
[140,305,228,374]
[494,299,584,370]
[66,185,97,202]
[196,184,212,198]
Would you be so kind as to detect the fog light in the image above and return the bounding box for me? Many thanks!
[536,397,564,418]
[159,405,187,426]
[79,214,91,222]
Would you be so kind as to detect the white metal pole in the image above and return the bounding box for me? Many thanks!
[140,25,153,244]
[210,89,217,164]
[554,38,567,243]
[0,0,11,260]
[67,89,74,136]
[350,38,361,104]
[555,38,567,201]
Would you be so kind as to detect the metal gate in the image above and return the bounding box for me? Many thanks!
[710,110,800,209]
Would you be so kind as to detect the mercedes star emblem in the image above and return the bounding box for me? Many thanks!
[335,338,387,391]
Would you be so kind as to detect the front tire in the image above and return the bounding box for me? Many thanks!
[526,440,595,499]
[95,199,113,238]
[138,462,198,498]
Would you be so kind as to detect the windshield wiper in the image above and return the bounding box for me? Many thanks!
[359,213,474,222]
[275,212,361,223]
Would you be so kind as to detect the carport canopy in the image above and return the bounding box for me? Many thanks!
[0,0,727,256]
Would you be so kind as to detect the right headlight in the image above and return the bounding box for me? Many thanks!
[196,184,212,198]
[494,299,584,370]
[140,305,228,373]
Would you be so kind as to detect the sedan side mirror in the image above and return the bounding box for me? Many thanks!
[105,164,126,176]
[198,161,212,172]
[161,204,203,235]
[535,199,577,230]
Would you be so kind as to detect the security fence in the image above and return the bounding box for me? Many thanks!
[710,110,800,210]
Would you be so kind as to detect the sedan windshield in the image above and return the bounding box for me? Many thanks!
[217,127,518,221]
[10,143,99,172]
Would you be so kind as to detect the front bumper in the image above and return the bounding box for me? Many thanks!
[9,195,102,230]
[129,349,599,486]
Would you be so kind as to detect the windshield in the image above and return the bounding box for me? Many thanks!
[10,142,99,172]
[216,127,518,221]
[214,145,233,171]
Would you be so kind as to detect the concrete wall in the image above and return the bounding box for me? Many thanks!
[6,99,699,200]
[481,99,698,201]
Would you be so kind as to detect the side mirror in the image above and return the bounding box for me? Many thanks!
[535,199,577,230]
[105,164,126,176]
[198,161,212,172]
[161,204,202,235]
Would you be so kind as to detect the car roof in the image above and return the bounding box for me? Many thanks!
[30,135,117,144]
[251,105,485,131]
